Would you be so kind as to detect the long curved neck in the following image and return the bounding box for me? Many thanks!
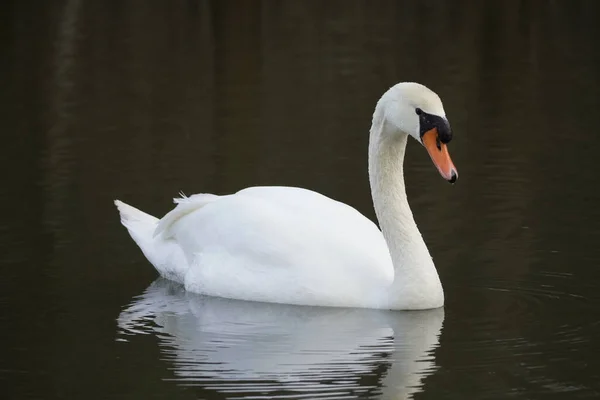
[368,104,443,309]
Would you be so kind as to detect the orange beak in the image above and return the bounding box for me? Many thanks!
[422,128,458,183]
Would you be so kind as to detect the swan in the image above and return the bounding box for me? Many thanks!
[115,81,458,310]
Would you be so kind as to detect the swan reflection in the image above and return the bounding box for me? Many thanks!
[118,279,444,399]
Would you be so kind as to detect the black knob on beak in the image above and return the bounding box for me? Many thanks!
[448,169,458,184]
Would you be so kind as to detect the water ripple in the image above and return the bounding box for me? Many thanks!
[436,270,600,398]
[117,279,445,399]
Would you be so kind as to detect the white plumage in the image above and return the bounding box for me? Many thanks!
[115,82,457,310]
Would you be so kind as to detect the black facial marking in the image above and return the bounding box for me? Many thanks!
[418,110,452,144]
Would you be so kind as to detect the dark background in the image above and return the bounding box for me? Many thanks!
[2,1,600,399]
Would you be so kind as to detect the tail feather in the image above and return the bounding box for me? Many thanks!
[114,199,186,282]
[114,199,159,259]
[114,200,159,230]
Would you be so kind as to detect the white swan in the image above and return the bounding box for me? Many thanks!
[115,82,458,310]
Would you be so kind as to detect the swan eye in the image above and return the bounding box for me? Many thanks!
[415,108,423,115]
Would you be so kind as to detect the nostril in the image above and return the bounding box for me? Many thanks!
[448,170,458,184]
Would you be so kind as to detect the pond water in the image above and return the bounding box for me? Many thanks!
[3,1,600,399]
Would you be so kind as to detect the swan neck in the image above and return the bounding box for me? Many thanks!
[368,113,415,250]
[368,105,443,309]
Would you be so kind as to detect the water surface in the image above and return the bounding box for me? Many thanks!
[3,1,600,399]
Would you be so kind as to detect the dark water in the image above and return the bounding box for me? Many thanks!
[3,1,600,399]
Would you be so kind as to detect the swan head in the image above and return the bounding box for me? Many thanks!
[381,82,458,183]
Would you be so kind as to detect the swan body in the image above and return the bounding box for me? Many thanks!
[115,82,458,310]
